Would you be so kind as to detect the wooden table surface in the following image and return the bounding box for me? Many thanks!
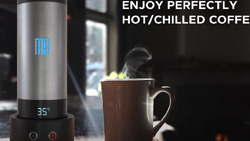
[0,95,173,141]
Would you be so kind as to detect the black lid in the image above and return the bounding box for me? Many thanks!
[18,0,67,4]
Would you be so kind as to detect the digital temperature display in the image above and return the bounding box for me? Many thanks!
[37,107,50,117]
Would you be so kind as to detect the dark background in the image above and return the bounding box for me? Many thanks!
[117,0,250,141]
[1,0,250,140]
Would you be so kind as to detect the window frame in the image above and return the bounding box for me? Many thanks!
[86,0,117,74]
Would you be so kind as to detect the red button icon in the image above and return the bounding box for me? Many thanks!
[48,131,57,140]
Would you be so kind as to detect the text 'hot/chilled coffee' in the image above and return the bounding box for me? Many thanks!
[122,0,250,25]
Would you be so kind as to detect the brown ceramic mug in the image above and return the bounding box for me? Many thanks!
[101,78,174,141]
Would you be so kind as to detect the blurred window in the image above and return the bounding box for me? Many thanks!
[85,0,112,96]
[86,20,107,96]
[86,0,107,13]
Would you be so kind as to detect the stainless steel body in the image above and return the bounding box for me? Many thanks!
[10,1,74,140]
[17,2,67,100]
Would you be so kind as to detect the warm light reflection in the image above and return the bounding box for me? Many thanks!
[216,133,222,141]
[224,135,229,141]
[67,14,71,20]
[216,133,229,141]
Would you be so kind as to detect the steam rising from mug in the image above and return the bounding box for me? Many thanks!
[122,48,152,78]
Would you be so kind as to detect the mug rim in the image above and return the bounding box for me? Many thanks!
[101,78,155,82]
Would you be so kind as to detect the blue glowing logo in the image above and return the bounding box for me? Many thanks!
[35,38,49,55]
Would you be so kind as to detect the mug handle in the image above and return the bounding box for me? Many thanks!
[150,86,175,137]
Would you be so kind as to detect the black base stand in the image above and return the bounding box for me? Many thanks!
[10,114,74,141]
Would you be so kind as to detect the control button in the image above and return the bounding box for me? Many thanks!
[29,132,38,140]
[48,131,57,140]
